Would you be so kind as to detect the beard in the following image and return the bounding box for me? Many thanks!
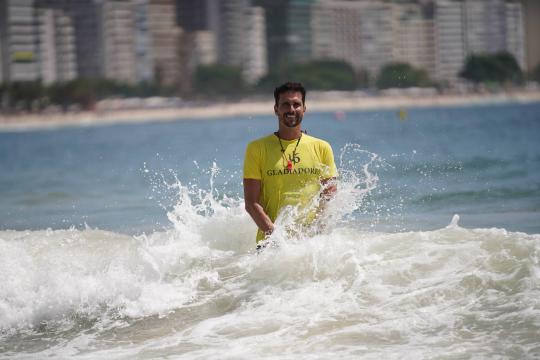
[281,112,303,128]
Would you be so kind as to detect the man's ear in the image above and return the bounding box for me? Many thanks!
[274,105,278,115]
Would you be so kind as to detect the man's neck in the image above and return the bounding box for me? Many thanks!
[276,127,302,140]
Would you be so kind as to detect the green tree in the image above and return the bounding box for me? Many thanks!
[459,51,523,84]
[530,62,540,83]
[8,81,46,111]
[257,60,358,92]
[193,65,246,97]
[0,84,7,111]
[47,78,175,111]
[460,54,497,83]
[51,78,99,110]
[494,51,523,84]
[0,76,175,112]
[376,63,430,89]
[294,60,357,90]
[48,82,72,111]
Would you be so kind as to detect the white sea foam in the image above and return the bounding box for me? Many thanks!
[1,152,539,359]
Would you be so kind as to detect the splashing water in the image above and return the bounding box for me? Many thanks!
[1,146,539,359]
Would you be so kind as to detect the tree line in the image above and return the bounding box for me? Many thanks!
[1,51,536,113]
[0,78,176,112]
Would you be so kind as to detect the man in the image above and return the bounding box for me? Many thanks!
[243,82,338,245]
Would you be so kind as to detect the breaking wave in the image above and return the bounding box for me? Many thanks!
[1,145,539,359]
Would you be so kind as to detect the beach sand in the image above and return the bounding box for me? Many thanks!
[1,90,539,131]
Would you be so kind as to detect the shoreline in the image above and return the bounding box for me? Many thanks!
[1,90,539,132]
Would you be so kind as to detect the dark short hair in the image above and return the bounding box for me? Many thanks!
[274,82,306,106]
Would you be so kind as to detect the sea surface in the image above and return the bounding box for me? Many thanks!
[0,103,539,359]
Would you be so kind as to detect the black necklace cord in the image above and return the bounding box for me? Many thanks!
[275,132,302,169]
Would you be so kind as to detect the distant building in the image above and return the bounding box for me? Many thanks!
[504,0,525,70]
[101,1,138,83]
[216,0,249,68]
[176,0,218,79]
[53,8,77,81]
[434,0,525,84]
[243,6,267,84]
[148,0,182,86]
[34,0,77,84]
[176,0,219,32]
[1,0,531,90]
[462,0,525,69]
[252,0,289,70]
[0,0,40,82]
[186,31,217,69]
[287,0,314,63]
[55,0,155,85]
[311,0,393,77]
[134,0,154,83]
[71,0,104,78]
[522,0,540,72]
[181,0,267,84]
[37,8,77,83]
[463,0,505,54]
[0,33,3,84]
[434,0,466,84]
[391,2,435,78]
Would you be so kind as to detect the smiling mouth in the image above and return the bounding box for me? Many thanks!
[283,113,300,127]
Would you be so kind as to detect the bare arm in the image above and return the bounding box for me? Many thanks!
[243,178,274,235]
[315,177,337,223]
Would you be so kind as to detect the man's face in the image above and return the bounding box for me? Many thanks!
[274,91,306,128]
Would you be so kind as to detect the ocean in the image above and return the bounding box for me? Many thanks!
[1,102,539,359]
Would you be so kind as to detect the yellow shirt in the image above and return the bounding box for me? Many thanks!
[243,133,338,242]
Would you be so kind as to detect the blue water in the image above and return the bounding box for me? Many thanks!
[1,102,540,359]
[1,103,539,234]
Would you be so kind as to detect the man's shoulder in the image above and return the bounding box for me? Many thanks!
[303,134,332,148]
[247,134,275,148]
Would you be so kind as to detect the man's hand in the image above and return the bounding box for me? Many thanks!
[320,177,337,201]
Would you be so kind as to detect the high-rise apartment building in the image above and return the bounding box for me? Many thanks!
[311,1,393,77]
[71,0,104,78]
[180,0,267,84]
[217,0,249,67]
[287,0,314,63]
[148,0,182,86]
[134,0,154,83]
[522,0,540,72]
[176,0,219,76]
[35,0,78,80]
[38,8,57,84]
[0,34,3,83]
[435,0,525,84]
[244,6,267,84]
[463,0,525,69]
[0,0,40,82]
[434,0,466,83]
[463,0,505,54]
[504,1,525,70]
[252,0,288,70]
[391,3,436,77]
[36,2,77,84]
[1,0,531,89]
[176,0,219,32]
[187,31,217,68]
[101,1,138,83]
